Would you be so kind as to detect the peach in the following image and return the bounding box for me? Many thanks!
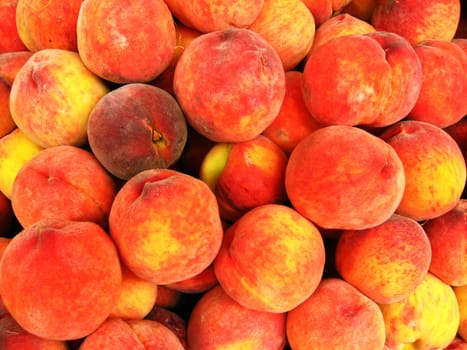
[9,49,109,148]
[15,0,83,52]
[407,39,467,128]
[153,286,182,309]
[0,128,43,199]
[455,284,467,342]
[342,0,377,22]
[285,125,405,230]
[11,145,116,228]
[0,79,15,139]
[109,168,224,285]
[199,135,288,222]
[286,278,386,350]
[0,0,27,53]
[213,204,325,313]
[380,120,466,221]
[109,264,158,320]
[76,0,175,84]
[423,199,467,286]
[79,317,185,350]
[167,265,218,294]
[0,313,68,349]
[187,285,286,350]
[0,51,33,86]
[163,0,263,33]
[262,71,322,154]
[454,38,467,54]
[335,214,432,304]
[446,338,467,350]
[0,218,122,340]
[445,117,467,157]
[87,83,188,180]
[380,272,460,349]
[173,28,286,143]
[371,0,461,45]
[146,307,188,349]
[301,0,352,26]
[0,192,13,236]
[248,0,315,71]
[302,31,422,127]
[0,237,11,316]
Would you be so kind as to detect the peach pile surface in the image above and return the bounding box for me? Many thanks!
[0,0,466,349]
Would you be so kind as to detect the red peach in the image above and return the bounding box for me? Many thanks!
[0,51,33,86]
[0,192,13,236]
[342,0,377,22]
[153,286,182,309]
[0,0,28,53]
[145,307,188,349]
[301,0,352,26]
[0,80,15,139]
[167,265,218,294]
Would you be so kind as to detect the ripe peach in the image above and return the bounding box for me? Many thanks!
[342,0,377,22]
[262,71,322,154]
[371,0,461,45]
[446,338,467,350]
[87,83,187,180]
[15,0,83,52]
[0,51,33,86]
[11,145,116,228]
[177,126,216,177]
[0,80,15,139]
[286,278,386,350]
[445,117,467,157]
[455,284,467,342]
[407,39,467,128]
[248,0,315,71]
[187,285,286,350]
[77,0,175,84]
[167,265,218,294]
[214,204,325,313]
[9,49,109,148]
[109,168,224,285]
[199,135,288,222]
[285,125,405,230]
[301,0,352,26]
[0,0,28,53]
[380,120,466,221]
[173,28,286,143]
[154,286,182,309]
[146,307,188,349]
[0,218,122,341]
[0,192,13,236]
[335,214,432,304]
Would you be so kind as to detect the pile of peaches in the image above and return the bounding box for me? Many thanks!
[0,0,466,349]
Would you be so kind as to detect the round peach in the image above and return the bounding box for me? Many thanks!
[0,0,28,53]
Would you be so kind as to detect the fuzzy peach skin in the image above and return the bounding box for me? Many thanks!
[302,31,422,127]
[146,307,188,349]
[335,214,432,304]
[0,51,33,86]
[16,0,83,52]
[248,0,315,71]
[455,284,467,342]
[454,38,467,55]
[262,71,323,155]
[214,204,325,313]
[167,265,218,294]
[0,80,15,139]
[173,28,286,143]
[199,135,288,222]
[87,83,187,180]
[371,0,461,45]
[163,0,263,33]
[287,278,386,350]
[380,120,466,221]
[424,199,467,286]
[153,286,182,309]
[79,317,185,350]
[0,218,122,341]
[0,128,43,199]
[9,49,109,148]
[285,125,405,230]
[11,145,116,228]
[380,272,460,350]
[109,168,224,285]
[77,0,175,84]
[187,285,286,350]
[301,0,352,25]
[407,39,467,128]
[0,0,28,53]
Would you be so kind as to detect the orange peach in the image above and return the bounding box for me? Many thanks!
[214,204,325,313]
[76,0,175,84]
[9,49,109,148]
[153,286,182,309]
[15,0,83,52]
[87,83,188,180]
[173,28,286,143]
[0,218,122,341]
[11,145,116,228]
[335,214,432,304]
[380,120,466,221]
[407,39,467,128]
[342,0,377,22]
[0,51,33,86]
[199,135,288,222]
[424,199,467,286]
[302,31,422,127]
[109,168,224,285]
[455,284,467,342]
[145,307,188,349]
[0,0,28,53]
[446,338,467,350]
[0,237,11,316]
[301,0,352,26]
[286,278,386,350]
[187,285,286,350]
[262,71,322,154]
[167,265,218,294]
[371,0,461,45]
[285,125,405,230]
[248,0,315,71]
[0,79,15,139]
[454,38,467,54]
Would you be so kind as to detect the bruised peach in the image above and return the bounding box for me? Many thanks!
[214,204,325,313]
[87,83,187,180]
[173,28,286,143]
[285,125,405,230]
[109,168,223,285]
